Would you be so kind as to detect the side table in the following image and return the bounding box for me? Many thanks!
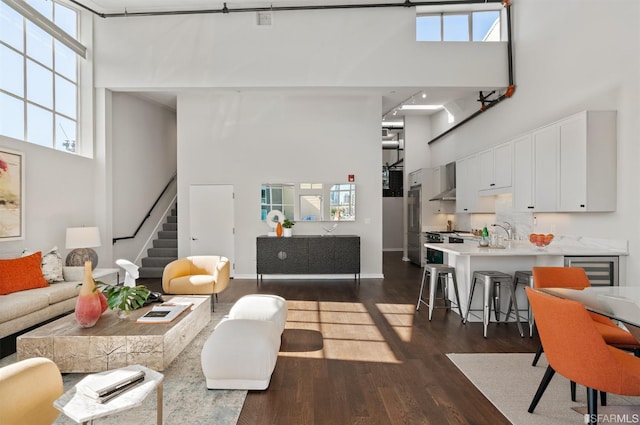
[92,268,120,285]
[54,365,163,424]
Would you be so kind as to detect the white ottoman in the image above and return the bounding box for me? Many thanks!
[201,295,288,390]
[201,319,281,390]
[228,294,288,335]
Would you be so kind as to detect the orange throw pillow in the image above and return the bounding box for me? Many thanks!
[0,252,50,295]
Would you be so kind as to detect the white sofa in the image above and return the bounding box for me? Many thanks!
[0,267,122,340]
[0,280,81,339]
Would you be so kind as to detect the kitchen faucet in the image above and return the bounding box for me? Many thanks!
[492,222,513,240]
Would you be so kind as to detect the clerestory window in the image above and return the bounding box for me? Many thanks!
[417,10,501,42]
[0,0,81,153]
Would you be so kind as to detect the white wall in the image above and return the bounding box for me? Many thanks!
[427,0,640,282]
[383,198,403,251]
[0,136,97,261]
[177,91,383,277]
[110,93,177,264]
[93,8,506,90]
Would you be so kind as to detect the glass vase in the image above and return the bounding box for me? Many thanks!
[74,261,103,328]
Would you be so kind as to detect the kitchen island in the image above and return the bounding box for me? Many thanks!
[424,238,628,323]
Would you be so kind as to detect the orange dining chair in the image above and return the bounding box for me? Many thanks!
[531,267,640,401]
[531,267,640,366]
[525,287,640,424]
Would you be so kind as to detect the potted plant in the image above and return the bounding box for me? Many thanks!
[282,219,295,237]
[96,281,151,319]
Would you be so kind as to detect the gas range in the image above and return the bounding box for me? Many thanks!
[425,231,465,244]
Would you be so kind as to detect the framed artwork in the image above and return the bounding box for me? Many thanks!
[0,148,24,241]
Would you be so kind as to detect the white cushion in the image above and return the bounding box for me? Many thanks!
[228,294,287,335]
[201,319,281,390]
[41,247,64,283]
[22,247,64,283]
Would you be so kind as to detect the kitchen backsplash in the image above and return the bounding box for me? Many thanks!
[454,195,546,240]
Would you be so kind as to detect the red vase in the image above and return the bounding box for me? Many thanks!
[276,221,283,237]
[75,261,103,328]
[99,291,108,313]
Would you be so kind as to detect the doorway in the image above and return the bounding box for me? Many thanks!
[189,184,234,276]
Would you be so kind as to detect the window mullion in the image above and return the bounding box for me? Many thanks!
[52,4,57,149]
[22,14,27,142]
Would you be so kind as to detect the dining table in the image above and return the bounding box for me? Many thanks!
[540,286,640,343]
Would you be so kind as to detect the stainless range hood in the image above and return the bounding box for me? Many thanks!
[429,161,456,201]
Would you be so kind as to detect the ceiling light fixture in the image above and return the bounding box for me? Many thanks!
[400,104,444,111]
[382,89,428,118]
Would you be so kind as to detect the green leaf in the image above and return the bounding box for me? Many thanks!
[95,282,151,312]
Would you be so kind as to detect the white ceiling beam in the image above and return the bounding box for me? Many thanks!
[2,0,87,58]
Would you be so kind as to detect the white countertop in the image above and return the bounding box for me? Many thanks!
[424,239,628,257]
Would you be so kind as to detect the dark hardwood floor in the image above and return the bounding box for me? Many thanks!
[143,252,538,424]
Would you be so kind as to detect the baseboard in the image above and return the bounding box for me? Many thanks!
[233,273,384,279]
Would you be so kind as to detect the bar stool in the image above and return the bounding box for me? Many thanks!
[416,264,463,321]
[505,270,534,337]
[463,270,524,338]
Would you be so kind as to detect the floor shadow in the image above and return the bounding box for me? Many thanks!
[280,329,324,352]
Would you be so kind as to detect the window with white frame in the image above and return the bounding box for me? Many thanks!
[417,10,501,42]
[0,0,79,153]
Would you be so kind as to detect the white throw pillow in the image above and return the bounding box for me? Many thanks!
[41,246,64,283]
[23,247,64,283]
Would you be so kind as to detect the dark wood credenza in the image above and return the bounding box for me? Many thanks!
[256,235,360,281]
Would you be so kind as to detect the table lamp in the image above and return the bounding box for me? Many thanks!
[65,227,101,270]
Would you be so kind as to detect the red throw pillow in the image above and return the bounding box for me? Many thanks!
[0,252,50,295]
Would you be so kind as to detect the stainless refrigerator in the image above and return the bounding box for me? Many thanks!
[407,186,423,265]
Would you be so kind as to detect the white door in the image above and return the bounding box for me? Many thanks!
[189,185,234,276]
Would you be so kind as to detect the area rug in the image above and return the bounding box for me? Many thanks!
[0,303,246,425]
[447,353,640,425]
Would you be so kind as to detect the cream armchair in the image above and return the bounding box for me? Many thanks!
[0,357,63,425]
[162,255,230,310]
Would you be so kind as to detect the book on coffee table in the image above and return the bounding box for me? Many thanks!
[136,302,192,324]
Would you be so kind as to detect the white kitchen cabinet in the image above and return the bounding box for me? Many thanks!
[512,135,534,212]
[456,155,495,213]
[408,169,423,187]
[513,110,616,213]
[533,124,559,211]
[478,141,512,194]
[558,111,616,212]
[512,125,559,212]
[456,158,472,213]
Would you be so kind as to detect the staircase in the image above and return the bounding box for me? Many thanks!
[139,205,178,278]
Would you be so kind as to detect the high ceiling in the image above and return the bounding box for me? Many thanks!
[78,0,491,14]
[83,0,499,120]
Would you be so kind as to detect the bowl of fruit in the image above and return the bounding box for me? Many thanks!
[529,233,554,249]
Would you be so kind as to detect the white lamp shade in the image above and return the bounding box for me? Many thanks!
[66,227,101,249]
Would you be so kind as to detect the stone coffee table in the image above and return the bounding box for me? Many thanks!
[17,295,210,373]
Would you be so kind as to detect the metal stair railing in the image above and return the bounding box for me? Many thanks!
[113,173,177,244]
